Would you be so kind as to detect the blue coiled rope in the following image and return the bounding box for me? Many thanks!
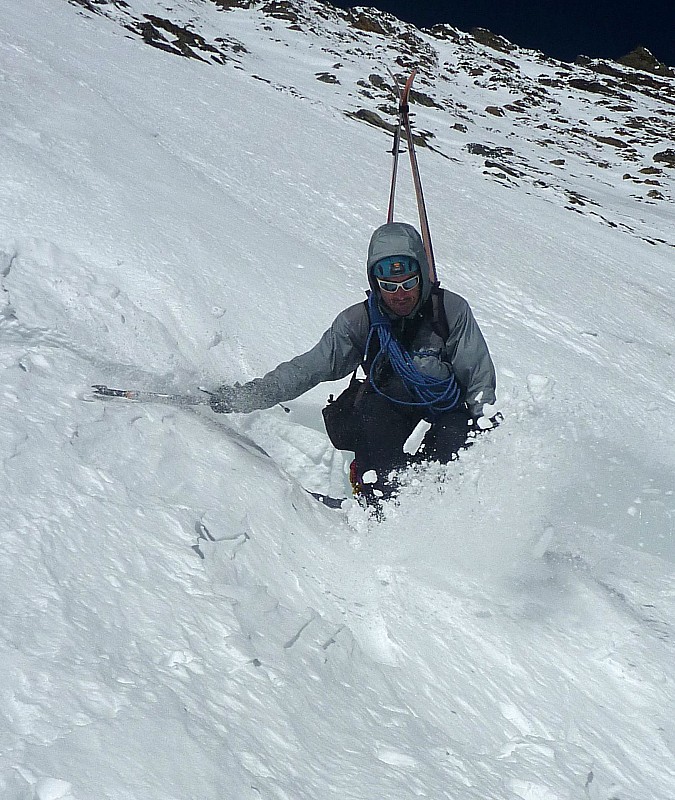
[366,293,461,415]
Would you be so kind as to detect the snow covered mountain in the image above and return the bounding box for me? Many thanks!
[1,2,673,799]
[68,0,675,243]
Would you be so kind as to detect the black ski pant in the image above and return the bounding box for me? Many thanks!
[353,390,471,497]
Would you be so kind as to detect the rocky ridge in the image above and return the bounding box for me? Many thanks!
[68,0,674,248]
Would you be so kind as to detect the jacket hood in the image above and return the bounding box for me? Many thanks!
[367,223,433,315]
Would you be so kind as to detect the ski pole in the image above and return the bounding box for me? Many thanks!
[91,384,210,407]
[91,384,291,413]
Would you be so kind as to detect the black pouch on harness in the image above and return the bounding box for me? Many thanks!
[322,375,366,451]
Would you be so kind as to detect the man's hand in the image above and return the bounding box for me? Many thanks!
[208,385,240,413]
[208,382,262,414]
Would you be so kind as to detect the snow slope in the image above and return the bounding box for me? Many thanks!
[1,1,673,799]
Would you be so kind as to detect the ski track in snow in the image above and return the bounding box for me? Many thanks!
[1,2,674,799]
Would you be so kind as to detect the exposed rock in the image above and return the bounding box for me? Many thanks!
[484,168,509,182]
[576,55,675,105]
[376,103,398,117]
[595,135,628,149]
[316,72,339,84]
[617,47,674,78]
[466,144,514,159]
[368,74,390,91]
[69,0,131,10]
[566,190,597,206]
[211,0,255,8]
[653,149,675,168]
[469,27,515,54]
[426,24,460,42]
[346,108,395,133]
[568,77,616,97]
[131,15,235,62]
[346,109,431,148]
[409,89,442,109]
[494,57,518,71]
[344,9,392,36]
[484,160,522,178]
[259,0,301,23]
[64,0,675,247]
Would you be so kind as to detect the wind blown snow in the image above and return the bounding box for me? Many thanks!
[1,2,673,799]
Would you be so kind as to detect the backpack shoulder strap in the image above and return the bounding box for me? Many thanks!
[430,284,449,342]
[361,297,380,375]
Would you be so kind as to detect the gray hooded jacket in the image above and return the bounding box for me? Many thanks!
[227,223,496,417]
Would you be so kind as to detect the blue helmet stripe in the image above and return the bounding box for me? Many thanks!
[373,256,420,279]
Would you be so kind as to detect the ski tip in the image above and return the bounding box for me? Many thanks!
[307,491,348,509]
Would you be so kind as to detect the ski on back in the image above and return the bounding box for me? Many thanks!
[385,67,437,283]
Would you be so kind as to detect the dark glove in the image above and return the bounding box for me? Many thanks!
[208,382,262,414]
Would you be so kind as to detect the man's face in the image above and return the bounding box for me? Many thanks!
[377,273,421,317]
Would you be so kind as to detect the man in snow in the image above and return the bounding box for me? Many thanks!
[209,222,497,500]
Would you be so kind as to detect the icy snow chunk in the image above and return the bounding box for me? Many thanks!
[34,778,75,800]
[526,374,555,404]
[403,419,431,455]
[499,702,534,736]
[362,469,378,484]
[532,525,555,558]
[376,748,418,768]
[509,779,560,800]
